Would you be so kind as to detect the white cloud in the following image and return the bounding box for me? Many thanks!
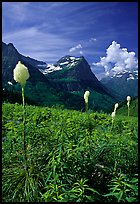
[89,37,97,42]
[69,43,82,52]
[93,41,138,76]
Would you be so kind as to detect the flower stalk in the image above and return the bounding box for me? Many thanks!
[114,103,118,114]
[13,61,29,171]
[111,111,116,130]
[111,111,115,124]
[22,86,27,170]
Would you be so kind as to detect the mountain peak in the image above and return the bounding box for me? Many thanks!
[46,54,114,97]
[2,41,48,84]
[8,42,15,47]
[2,41,18,51]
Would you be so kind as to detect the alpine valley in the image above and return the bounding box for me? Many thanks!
[2,42,138,112]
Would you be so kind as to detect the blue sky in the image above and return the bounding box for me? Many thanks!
[2,2,138,79]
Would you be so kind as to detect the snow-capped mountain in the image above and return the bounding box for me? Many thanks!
[38,55,82,74]
[38,64,62,74]
[100,70,138,100]
[44,55,115,98]
[54,55,82,67]
[110,70,138,80]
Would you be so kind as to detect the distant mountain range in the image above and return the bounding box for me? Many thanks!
[2,41,122,112]
[100,70,138,101]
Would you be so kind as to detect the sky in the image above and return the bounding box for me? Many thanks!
[2,2,138,79]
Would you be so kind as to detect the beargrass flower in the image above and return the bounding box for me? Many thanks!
[13,61,30,172]
[127,96,131,117]
[114,103,119,113]
[84,90,90,112]
[13,61,29,87]
[84,91,90,103]
[127,96,131,102]
[111,111,115,125]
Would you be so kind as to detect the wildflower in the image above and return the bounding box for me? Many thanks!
[127,96,131,117]
[84,90,90,103]
[127,96,131,107]
[111,111,115,124]
[114,103,119,113]
[127,96,131,102]
[13,61,29,87]
[84,90,90,112]
[13,61,30,172]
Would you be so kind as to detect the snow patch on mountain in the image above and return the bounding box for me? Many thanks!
[127,74,135,81]
[39,64,62,74]
[110,69,138,81]
[59,61,69,65]
[38,56,82,75]
[116,75,123,78]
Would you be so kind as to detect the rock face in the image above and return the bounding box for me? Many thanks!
[2,42,20,82]
[47,55,113,97]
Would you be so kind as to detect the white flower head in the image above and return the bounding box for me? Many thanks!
[84,90,90,103]
[114,103,119,112]
[13,61,30,87]
[127,96,131,102]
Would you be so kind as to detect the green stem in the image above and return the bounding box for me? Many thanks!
[85,102,88,112]
[128,106,130,117]
[22,86,27,171]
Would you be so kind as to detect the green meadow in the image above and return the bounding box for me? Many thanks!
[2,102,138,202]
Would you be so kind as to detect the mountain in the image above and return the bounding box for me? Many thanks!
[2,42,47,84]
[43,55,113,96]
[41,55,117,112]
[2,42,116,112]
[100,70,138,101]
[2,42,64,106]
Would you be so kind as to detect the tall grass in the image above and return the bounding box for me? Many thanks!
[2,102,138,202]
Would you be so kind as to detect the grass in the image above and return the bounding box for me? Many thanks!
[2,102,138,202]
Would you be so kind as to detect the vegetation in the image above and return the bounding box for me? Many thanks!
[2,102,138,202]
[3,81,117,112]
